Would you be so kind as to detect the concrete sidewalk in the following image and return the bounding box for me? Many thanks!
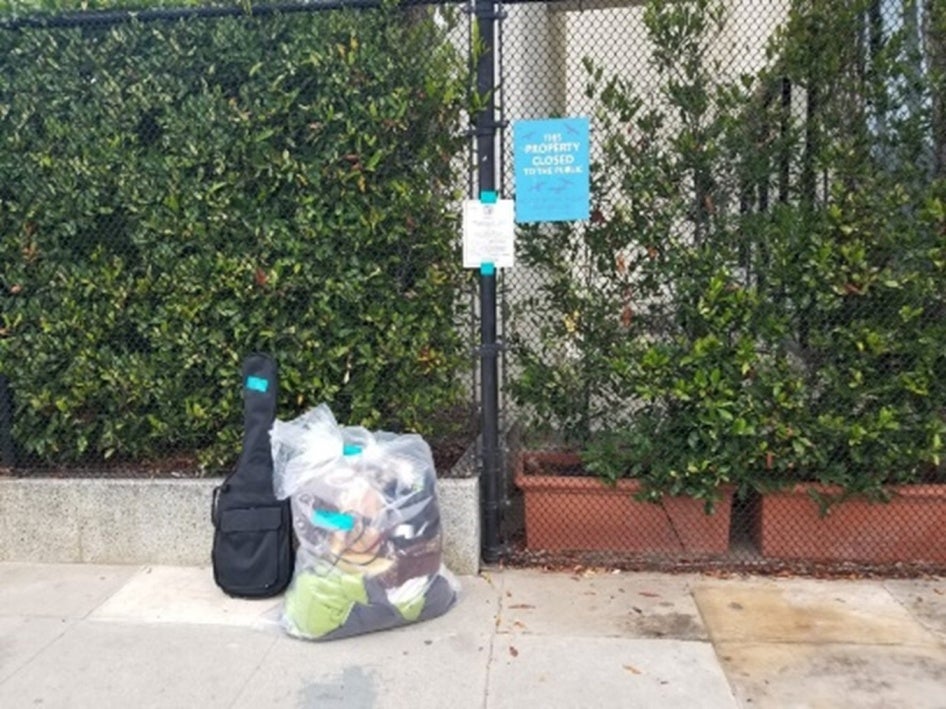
[1,563,945,708]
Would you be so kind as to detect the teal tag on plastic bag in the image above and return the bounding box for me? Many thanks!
[312,510,355,532]
[245,376,268,393]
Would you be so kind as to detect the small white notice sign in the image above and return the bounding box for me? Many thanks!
[462,199,516,269]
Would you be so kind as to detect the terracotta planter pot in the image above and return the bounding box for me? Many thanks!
[515,451,733,555]
[753,483,946,564]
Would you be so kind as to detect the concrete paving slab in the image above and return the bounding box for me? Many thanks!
[442,572,501,628]
[715,641,946,709]
[91,567,492,631]
[694,576,938,645]
[236,622,493,709]
[231,572,497,708]
[90,565,282,630]
[495,568,708,640]
[0,620,278,709]
[884,577,946,642]
[0,562,139,619]
[486,634,738,709]
[0,617,76,684]
[6,562,941,709]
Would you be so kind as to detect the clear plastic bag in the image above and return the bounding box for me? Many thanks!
[271,404,458,641]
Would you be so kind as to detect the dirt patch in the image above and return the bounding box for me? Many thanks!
[624,611,706,640]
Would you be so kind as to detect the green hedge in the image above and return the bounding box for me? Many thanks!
[511,0,946,499]
[0,4,471,469]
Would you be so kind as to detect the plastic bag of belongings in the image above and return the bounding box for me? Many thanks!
[271,404,458,640]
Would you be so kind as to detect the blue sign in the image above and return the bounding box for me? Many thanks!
[513,117,590,224]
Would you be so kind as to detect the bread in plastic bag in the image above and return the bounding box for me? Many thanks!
[271,404,458,640]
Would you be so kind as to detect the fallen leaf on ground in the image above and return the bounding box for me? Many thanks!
[623,664,642,675]
[509,646,519,658]
[639,591,660,598]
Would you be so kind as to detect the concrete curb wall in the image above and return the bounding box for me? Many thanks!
[0,476,481,575]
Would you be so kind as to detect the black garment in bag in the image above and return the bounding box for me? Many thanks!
[212,353,293,598]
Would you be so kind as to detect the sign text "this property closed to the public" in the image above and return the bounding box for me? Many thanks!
[513,117,590,224]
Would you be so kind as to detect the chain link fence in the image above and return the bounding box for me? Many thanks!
[2,0,945,574]
[497,0,946,574]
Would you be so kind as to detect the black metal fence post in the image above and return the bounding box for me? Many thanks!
[0,375,15,469]
[474,0,502,564]
[479,262,501,563]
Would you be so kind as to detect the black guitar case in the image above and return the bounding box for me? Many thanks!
[211,353,293,598]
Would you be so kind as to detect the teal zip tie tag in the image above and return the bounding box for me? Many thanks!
[311,510,355,532]
[480,262,495,276]
[245,376,268,393]
[343,444,363,457]
[480,190,498,204]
